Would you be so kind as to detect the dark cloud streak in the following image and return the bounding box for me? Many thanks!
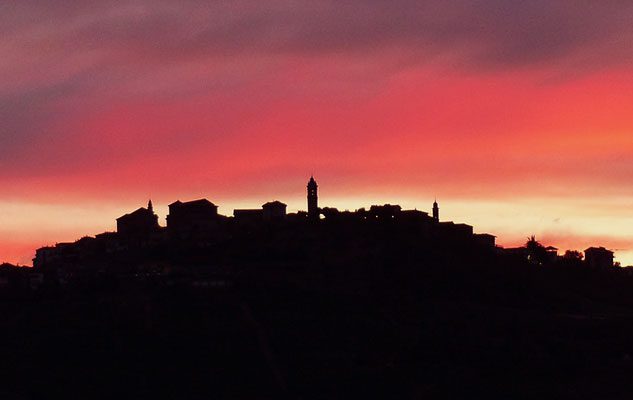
[3,1,632,68]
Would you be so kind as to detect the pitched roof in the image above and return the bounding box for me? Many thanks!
[169,199,216,208]
[116,207,153,221]
[585,247,613,254]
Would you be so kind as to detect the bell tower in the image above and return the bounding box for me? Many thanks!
[432,199,439,222]
[307,176,318,219]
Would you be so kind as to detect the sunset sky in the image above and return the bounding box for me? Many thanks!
[2,1,633,265]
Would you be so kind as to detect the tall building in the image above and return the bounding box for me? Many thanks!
[432,199,439,222]
[307,176,318,219]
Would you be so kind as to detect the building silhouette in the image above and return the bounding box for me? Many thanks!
[368,204,401,219]
[233,208,263,223]
[307,176,318,219]
[433,199,439,222]
[167,199,219,239]
[473,233,496,248]
[585,247,614,269]
[233,200,288,223]
[262,201,287,221]
[116,200,159,237]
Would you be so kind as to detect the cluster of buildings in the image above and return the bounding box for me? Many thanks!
[115,178,309,240]
[31,177,615,273]
[110,177,497,247]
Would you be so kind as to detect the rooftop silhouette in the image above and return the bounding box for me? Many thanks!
[30,176,616,279]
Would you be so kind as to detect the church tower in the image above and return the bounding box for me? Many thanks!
[432,199,439,222]
[307,176,318,219]
[148,199,154,214]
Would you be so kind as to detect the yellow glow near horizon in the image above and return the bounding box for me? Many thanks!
[2,195,632,266]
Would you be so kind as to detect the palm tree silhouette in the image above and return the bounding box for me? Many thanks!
[525,235,547,265]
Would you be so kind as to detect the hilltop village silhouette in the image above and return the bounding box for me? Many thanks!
[3,177,633,399]
[22,176,615,288]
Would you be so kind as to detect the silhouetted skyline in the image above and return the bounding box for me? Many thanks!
[1,173,629,267]
[1,2,633,266]
[29,177,619,275]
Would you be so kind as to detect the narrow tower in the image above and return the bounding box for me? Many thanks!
[307,176,318,219]
[432,199,439,222]
[148,199,154,214]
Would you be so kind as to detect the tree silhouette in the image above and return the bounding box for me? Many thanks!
[525,235,548,265]
[563,250,583,261]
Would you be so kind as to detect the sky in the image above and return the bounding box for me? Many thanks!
[1,1,633,265]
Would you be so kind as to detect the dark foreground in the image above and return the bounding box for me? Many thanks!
[2,264,633,400]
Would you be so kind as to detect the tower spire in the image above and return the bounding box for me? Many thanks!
[432,198,439,222]
[307,176,318,220]
[148,199,154,213]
